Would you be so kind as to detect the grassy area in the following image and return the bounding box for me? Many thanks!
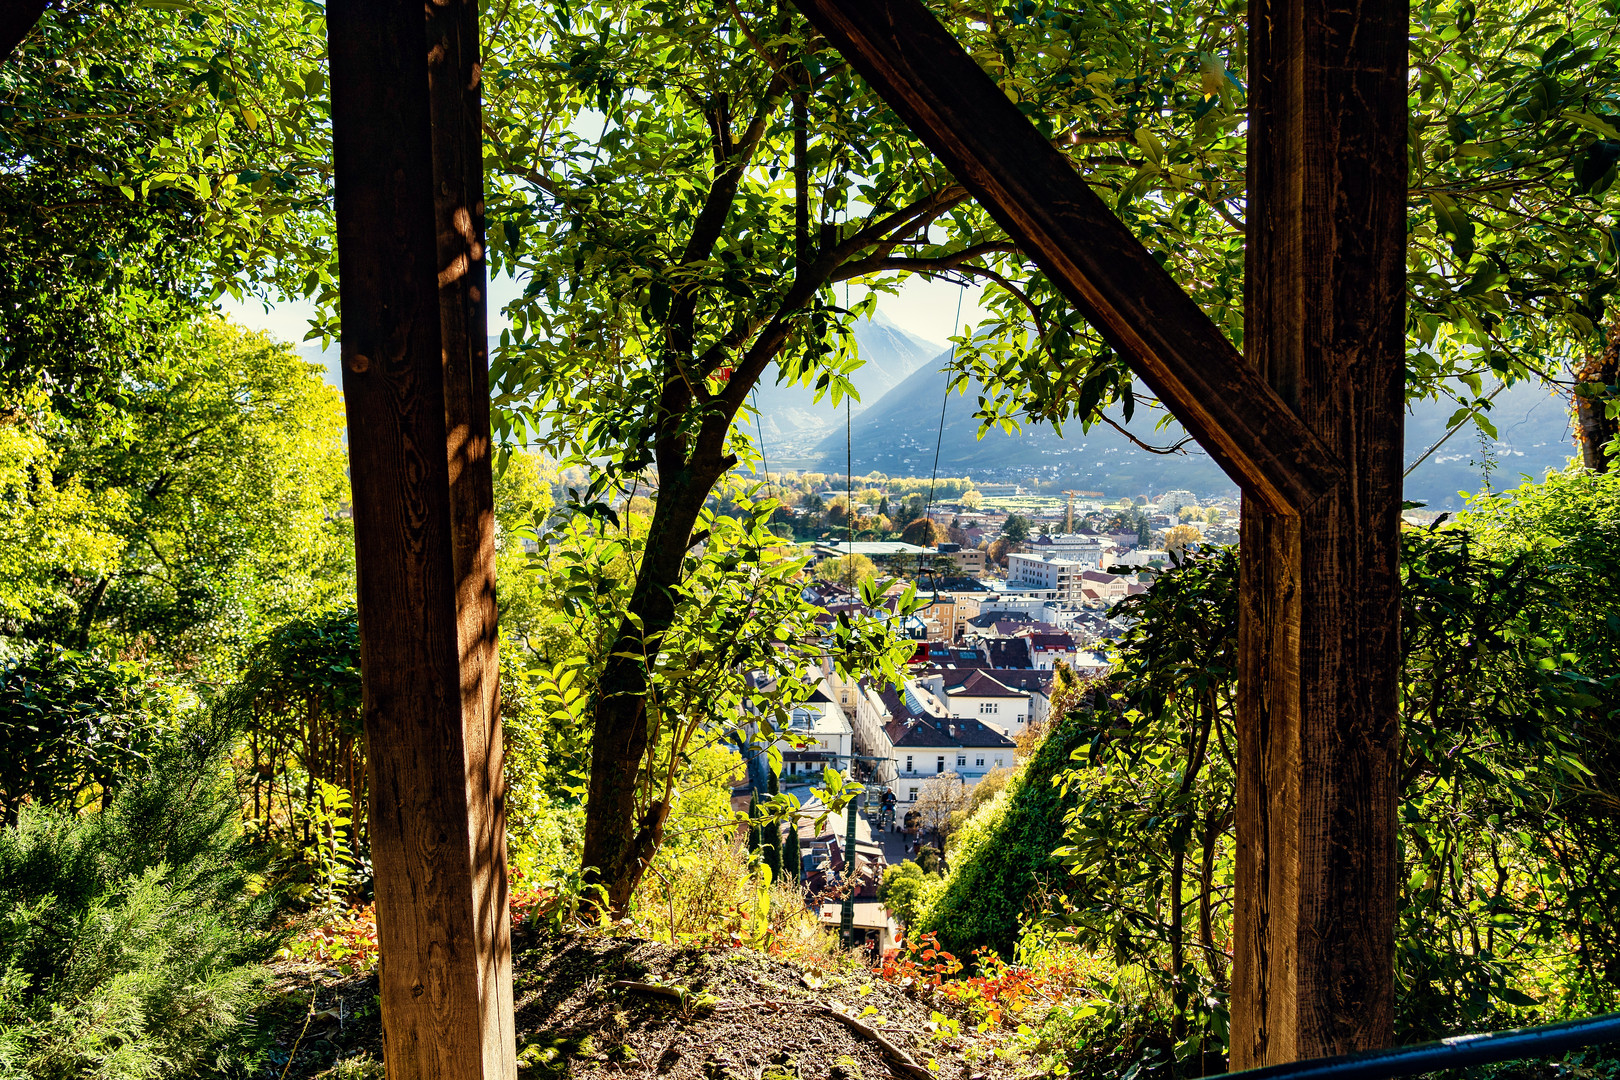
[978,495,1066,514]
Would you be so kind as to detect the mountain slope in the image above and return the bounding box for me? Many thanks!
[302,319,938,464]
[749,312,942,460]
[811,349,1579,509]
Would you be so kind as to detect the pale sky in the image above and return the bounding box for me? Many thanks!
[216,270,988,351]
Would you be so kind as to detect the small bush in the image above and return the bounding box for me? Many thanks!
[878,861,933,928]
[633,832,849,971]
[0,735,286,1078]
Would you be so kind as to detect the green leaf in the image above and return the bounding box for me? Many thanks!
[1428,192,1476,263]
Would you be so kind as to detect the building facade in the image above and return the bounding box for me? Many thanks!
[1006,552,1088,599]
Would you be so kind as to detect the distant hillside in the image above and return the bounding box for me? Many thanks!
[301,318,938,464]
[298,326,1578,513]
[750,312,942,462]
[808,348,1579,510]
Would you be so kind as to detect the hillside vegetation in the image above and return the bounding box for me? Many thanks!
[917,708,1094,958]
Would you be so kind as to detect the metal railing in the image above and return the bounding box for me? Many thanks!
[1223,1012,1620,1080]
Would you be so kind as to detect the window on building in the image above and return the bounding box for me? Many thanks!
[908,787,918,802]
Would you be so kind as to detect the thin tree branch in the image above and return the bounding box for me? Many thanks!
[1095,411,1195,455]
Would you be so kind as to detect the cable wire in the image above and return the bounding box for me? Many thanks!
[916,286,968,598]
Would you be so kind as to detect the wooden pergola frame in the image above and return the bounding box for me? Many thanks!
[788,3,1407,1067]
[1,0,1406,1073]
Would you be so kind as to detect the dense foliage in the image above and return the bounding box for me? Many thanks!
[914,707,1091,958]
[914,471,1620,1077]
[0,642,183,827]
[0,0,332,404]
[0,733,286,1079]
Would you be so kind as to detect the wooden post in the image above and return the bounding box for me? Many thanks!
[1232,0,1407,1066]
[328,0,515,1075]
[787,0,1408,1063]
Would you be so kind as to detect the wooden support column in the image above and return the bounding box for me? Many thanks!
[328,0,515,1075]
[1232,0,1407,1066]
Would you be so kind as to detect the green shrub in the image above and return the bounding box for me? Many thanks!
[0,640,180,825]
[915,712,1091,956]
[877,860,937,928]
[0,735,286,1079]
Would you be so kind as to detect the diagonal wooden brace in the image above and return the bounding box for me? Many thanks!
[791,0,1342,517]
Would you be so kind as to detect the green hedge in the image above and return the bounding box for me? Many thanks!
[916,711,1091,957]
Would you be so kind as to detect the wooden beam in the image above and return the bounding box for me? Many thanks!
[327,0,515,1074]
[788,0,1342,517]
[1232,0,1407,1066]
[0,0,47,64]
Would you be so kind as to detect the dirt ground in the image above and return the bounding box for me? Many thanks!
[268,928,1019,1080]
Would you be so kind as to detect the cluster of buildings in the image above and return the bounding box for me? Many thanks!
[735,487,1238,941]
[741,575,1143,808]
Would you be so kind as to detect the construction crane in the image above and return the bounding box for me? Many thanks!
[1063,490,1081,534]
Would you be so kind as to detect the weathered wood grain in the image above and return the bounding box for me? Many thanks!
[328,0,514,1073]
[1233,0,1407,1065]
[789,0,1342,517]
[428,0,515,1074]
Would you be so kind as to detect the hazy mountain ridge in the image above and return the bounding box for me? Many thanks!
[749,313,942,459]
[808,347,1579,510]
[296,327,1578,512]
[302,316,939,462]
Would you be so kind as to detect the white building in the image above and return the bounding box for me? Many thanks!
[825,670,899,791]
[1104,548,1171,570]
[831,678,1016,801]
[771,677,856,781]
[986,668,1058,727]
[1006,552,1088,600]
[1042,534,1111,567]
[1155,490,1198,513]
[928,668,1034,737]
[975,595,1054,622]
[887,711,1017,802]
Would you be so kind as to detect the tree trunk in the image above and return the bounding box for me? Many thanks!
[1170,846,1187,1042]
[1233,0,1407,1065]
[580,464,725,915]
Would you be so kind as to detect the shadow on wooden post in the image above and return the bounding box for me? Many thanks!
[327,0,516,1074]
